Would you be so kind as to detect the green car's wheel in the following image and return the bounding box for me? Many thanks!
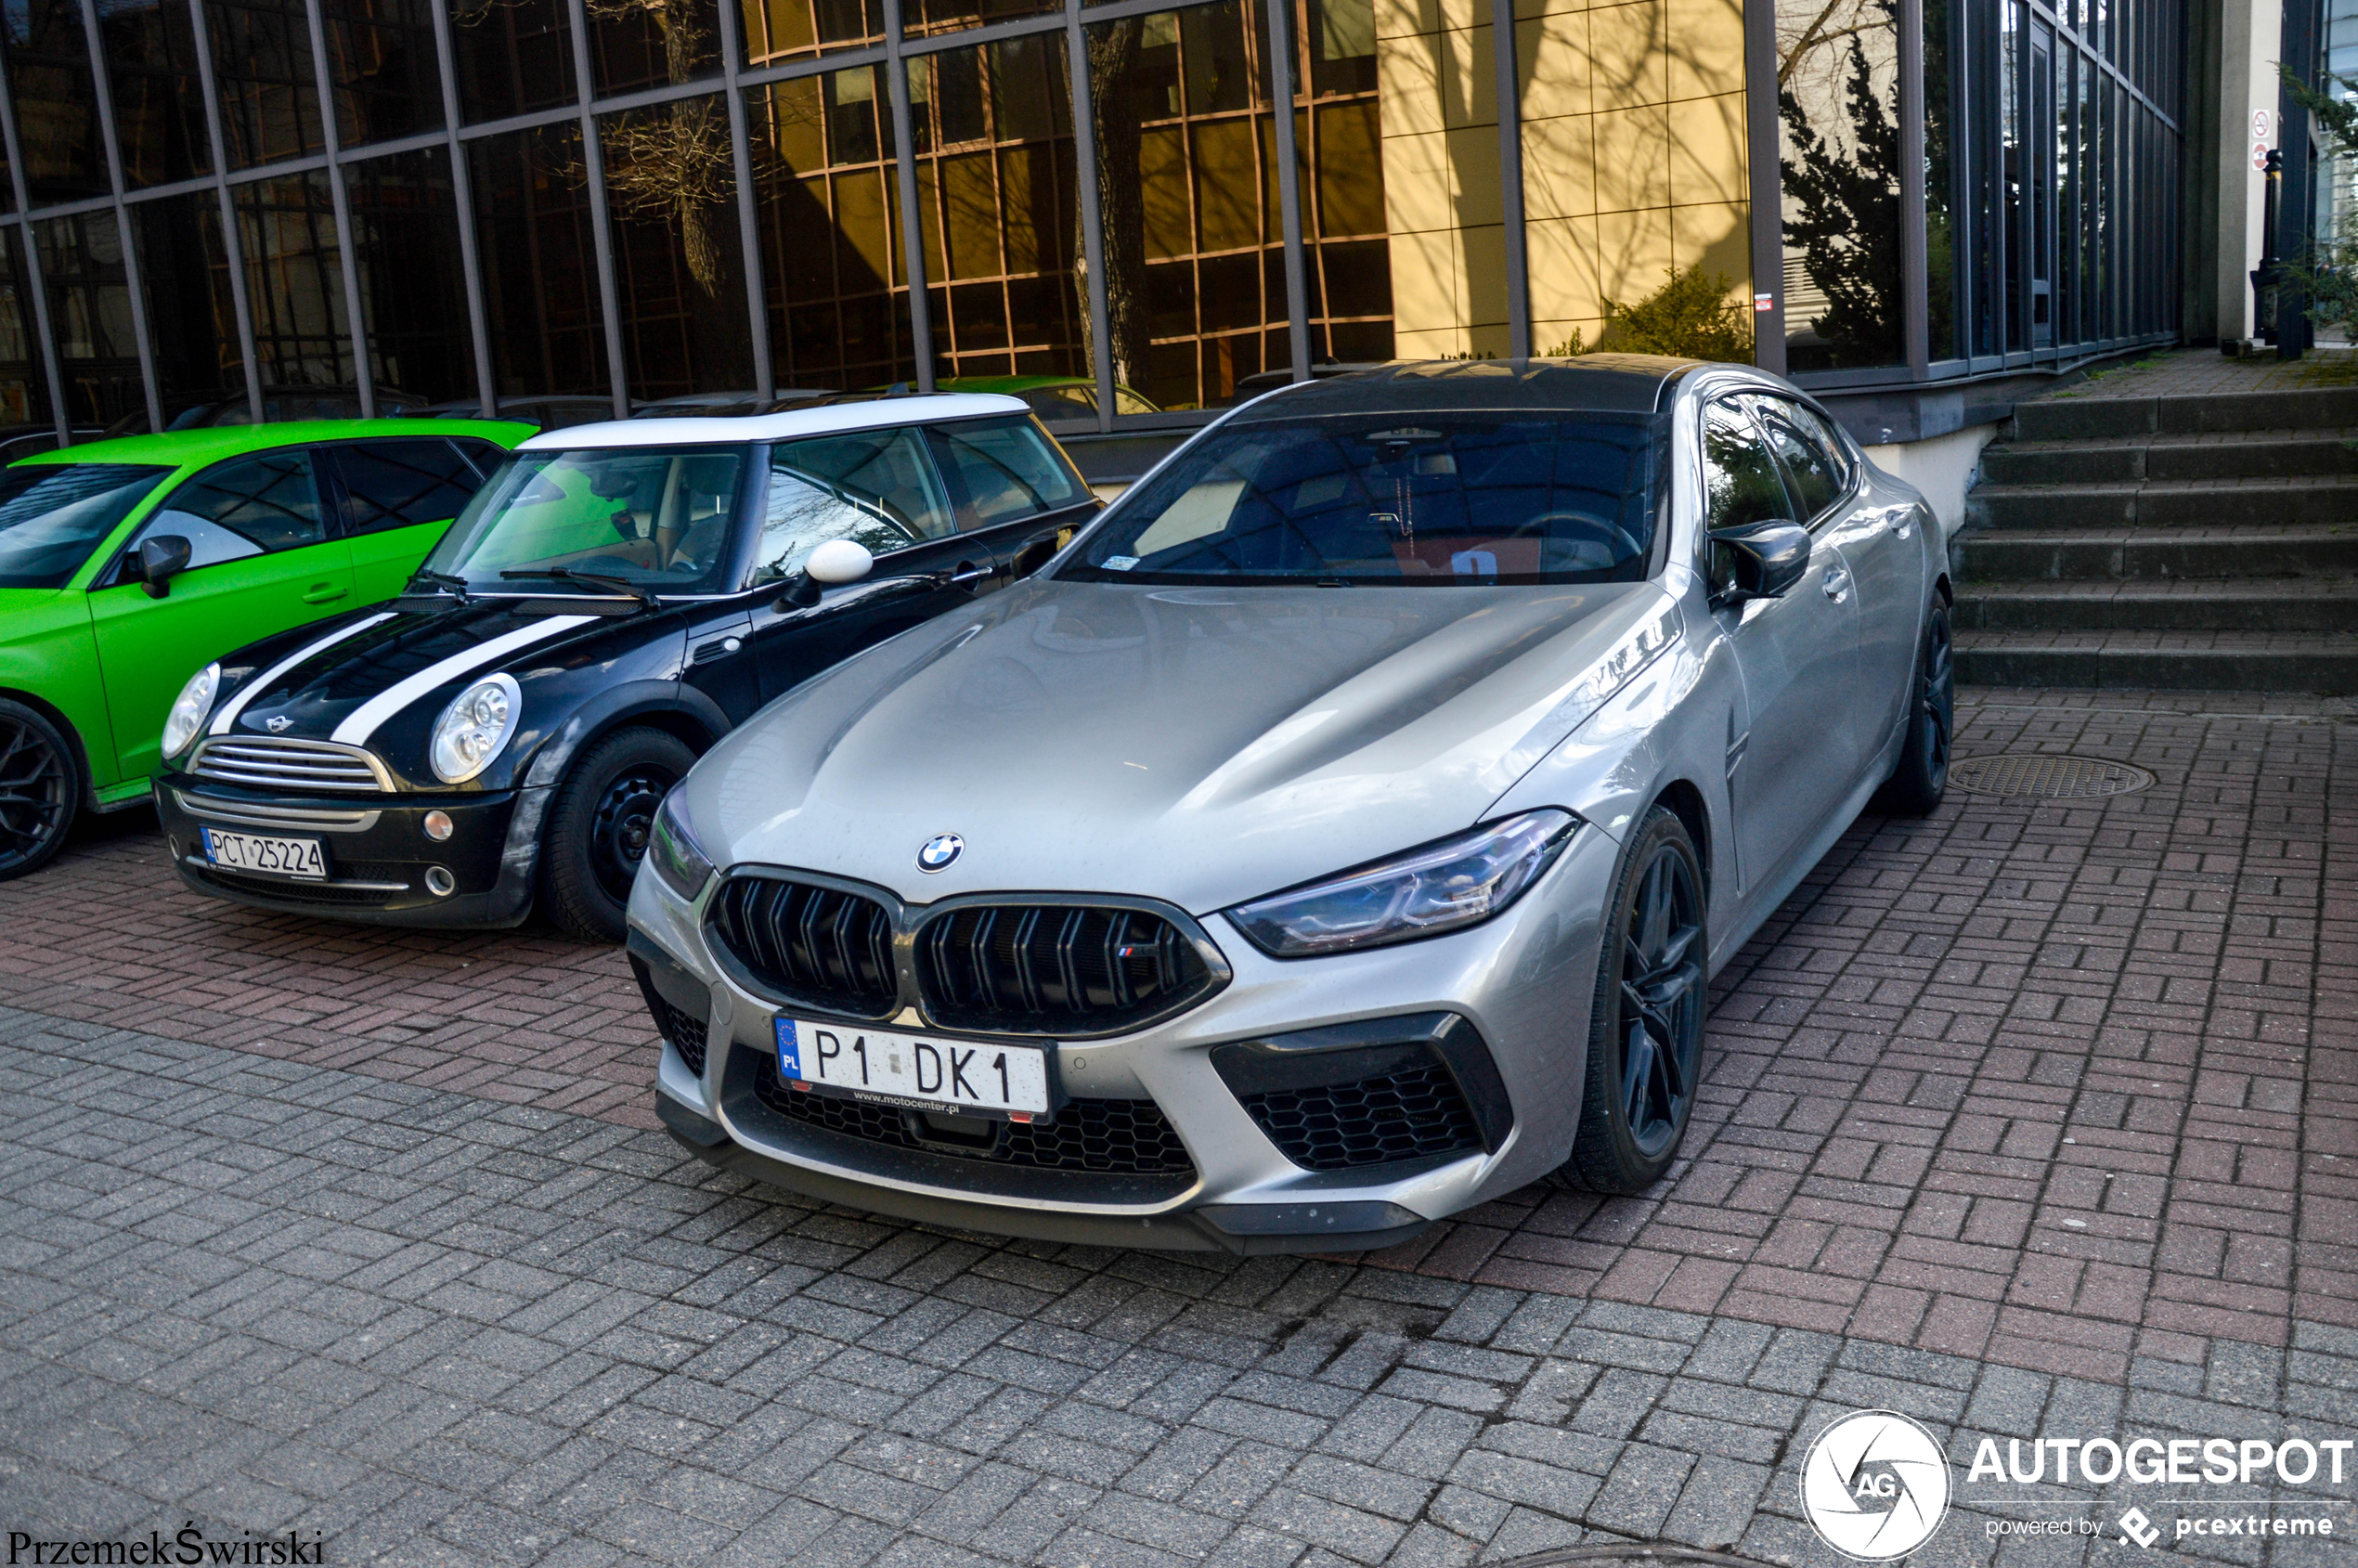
[0,698,79,881]
[539,725,695,942]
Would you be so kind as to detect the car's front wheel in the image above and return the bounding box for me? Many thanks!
[0,698,79,882]
[539,725,696,942]
[1559,805,1706,1194]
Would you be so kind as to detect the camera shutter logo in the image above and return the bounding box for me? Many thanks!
[1800,1409,1953,1560]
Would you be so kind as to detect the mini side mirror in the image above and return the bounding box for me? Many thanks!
[1707,521,1811,605]
[777,538,875,609]
[136,534,192,599]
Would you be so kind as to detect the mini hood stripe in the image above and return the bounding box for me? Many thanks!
[209,612,398,738]
[330,616,595,745]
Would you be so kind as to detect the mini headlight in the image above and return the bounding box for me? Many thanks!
[162,662,220,759]
[1226,809,1577,958]
[429,673,521,784]
[646,789,715,902]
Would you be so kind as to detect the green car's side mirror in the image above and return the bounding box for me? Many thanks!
[136,534,192,599]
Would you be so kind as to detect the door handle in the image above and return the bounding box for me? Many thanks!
[1821,567,1851,602]
[302,583,349,604]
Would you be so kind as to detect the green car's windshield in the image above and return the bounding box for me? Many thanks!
[425,447,745,592]
[0,463,173,590]
[1066,413,1663,586]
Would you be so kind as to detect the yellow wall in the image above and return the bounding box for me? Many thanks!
[1376,0,1751,354]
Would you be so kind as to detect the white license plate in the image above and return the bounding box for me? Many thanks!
[201,826,328,880]
[774,1017,1053,1119]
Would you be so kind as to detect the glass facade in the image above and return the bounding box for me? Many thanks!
[0,0,2183,435]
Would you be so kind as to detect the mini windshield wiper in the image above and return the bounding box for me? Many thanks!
[410,567,472,602]
[499,566,658,606]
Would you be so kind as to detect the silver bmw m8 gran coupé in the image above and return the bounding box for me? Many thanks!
[628,356,1953,1254]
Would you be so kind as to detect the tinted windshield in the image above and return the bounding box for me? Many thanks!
[426,447,745,592]
[1067,413,1662,585]
[0,463,172,589]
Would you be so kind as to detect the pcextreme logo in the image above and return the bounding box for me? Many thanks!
[1800,1410,1953,1561]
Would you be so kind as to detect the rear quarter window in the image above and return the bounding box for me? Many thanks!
[926,417,1091,530]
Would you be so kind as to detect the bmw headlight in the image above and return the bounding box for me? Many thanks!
[646,790,714,902]
[162,662,219,759]
[429,673,521,784]
[1226,809,1578,958]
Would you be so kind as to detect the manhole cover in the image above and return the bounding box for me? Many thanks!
[1950,753,2155,798]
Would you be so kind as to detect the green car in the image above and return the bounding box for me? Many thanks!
[0,420,533,879]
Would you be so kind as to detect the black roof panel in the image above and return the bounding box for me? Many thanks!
[1230,356,1701,421]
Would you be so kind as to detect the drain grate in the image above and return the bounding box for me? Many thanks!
[1950,753,2155,798]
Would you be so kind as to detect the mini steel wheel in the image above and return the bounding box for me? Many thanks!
[1559,805,1706,1193]
[0,698,79,882]
[539,726,696,941]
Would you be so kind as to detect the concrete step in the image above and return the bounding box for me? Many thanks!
[1965,476,2358,530]
[1953,525,2358,581]
[1979,427,2358,486]
[1954,629,2358,693]
[1952,578,2358,631]
[2014,385,2358,441]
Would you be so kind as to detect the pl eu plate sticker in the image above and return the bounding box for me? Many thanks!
[774,1017,801,1078]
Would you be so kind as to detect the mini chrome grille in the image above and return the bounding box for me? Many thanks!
[914,904,1213,1037]
[706,876,898,1017]
[188,737,388,793]
[173,791,380,832]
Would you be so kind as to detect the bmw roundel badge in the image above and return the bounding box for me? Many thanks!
[917,834,964,873]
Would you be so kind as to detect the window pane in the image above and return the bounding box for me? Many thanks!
[447,0,576,123]
[1925,0,1958,360]
[333,439,483,535]
[6,0,108,203]
[597,95,755,401]
[348,149,476,403]
[0,230,50,427]
[750,69,919,393]
[101,0,214,188]
[469,123,612,399]
[1749,395,1842,521]
[1702,403,1791,532]
[145,451,326,560]
[740,0,882,67]
[321,0,447,144]
[912,38,1085,388]
[35,215,143,425]
[926,416,1090,527]
[135,194,243,410]
[234,174,356,388]
[907,0,1055,39]
[591,0,719,96]
[209,0,328,167]
[1777,0,1904,370]
[1084,2,1289,412]
[773,428,954,538]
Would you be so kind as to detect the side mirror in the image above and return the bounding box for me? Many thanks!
[136,534,192,599]
[1707,521,1811,605]
[778,538,875,609]
[1011,538,1057,578]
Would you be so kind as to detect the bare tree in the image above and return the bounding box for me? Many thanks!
[1075,18,1150,388]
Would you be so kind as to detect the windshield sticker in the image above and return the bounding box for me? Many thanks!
[1104,555,1139,571]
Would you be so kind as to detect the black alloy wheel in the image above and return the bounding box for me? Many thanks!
[539,725,698,942]
[1561,806,1706,1193]
[0,699,77,881]
[1878,599,1954,816]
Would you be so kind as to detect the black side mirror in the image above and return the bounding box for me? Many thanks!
[1707,521,1811,605]
[1011,538,1057,578]
[779,574,823,609]
[136,534,192,599]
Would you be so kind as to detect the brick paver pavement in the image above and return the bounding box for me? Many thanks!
[3,686,2354,1566]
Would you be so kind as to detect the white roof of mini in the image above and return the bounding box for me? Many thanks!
[517,393,1028,450]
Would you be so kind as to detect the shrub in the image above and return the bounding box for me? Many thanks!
[1544,265,1756,363]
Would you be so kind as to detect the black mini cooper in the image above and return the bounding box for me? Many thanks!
[152,395,1098,940]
